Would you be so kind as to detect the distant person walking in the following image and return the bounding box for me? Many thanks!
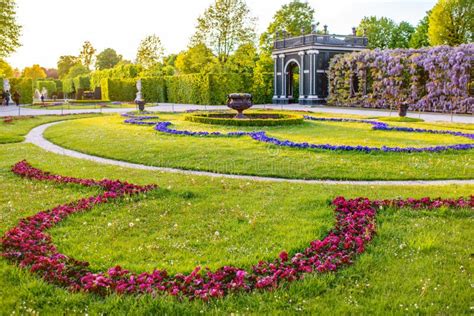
[13,91,21,106]
[40,93,45,105]
[4,90,10,106]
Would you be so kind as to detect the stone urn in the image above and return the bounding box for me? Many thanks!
[398,104,409,117]
[227,93,253,119]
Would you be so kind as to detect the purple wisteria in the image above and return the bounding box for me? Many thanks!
[2,161,472,300]
[123,114,474,153]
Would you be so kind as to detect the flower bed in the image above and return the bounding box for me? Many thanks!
[123,114,474,153]
[184,112,304,126]
[1,161,472,300]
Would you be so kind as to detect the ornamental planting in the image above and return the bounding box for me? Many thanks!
[1,161,472,301]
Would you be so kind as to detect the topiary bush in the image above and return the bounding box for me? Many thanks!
[184,112,303,126]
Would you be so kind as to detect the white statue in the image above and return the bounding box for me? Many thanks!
[41,87,48,99]
[34,89,41,100]
[135,79,143,102]
[3,79,10,92]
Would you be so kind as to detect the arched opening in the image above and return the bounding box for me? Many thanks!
[285,60,300,103]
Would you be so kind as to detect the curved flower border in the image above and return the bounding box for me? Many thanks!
[2,161,472,300]
[122,113,474,153]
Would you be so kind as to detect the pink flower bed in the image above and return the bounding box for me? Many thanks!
[2,161,472,300]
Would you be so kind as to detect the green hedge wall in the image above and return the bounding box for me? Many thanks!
[73,75,91,91]
[165,74,210,105]
[62,78,75,94]
[36,80,57,94]
[251,72,273,104]
[142,77,166,103]
[100,78,136,101]
[208,73,253,105]
[9,78,33,104]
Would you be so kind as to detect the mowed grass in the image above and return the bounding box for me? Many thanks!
[43,113,474,180]
[0,143,472,314]
[24,103,138,110]
[0,114,101,143]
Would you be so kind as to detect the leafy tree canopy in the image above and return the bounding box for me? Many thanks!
[428,0,473,46]
[0,0,21,58]
[57,55,80,79]
[95,48,122,70]
[136,35,164,69]
[21,64,46,80]
[356,16,414,49]
[260,0,315,52]
[79,41,97,70]
[191,0,256,63]
[0,59,14,77]
[65,63,90,79]
[175,43,218,74]
[409,12,431,48]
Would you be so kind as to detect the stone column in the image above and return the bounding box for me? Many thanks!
[279,54,286,98]
[307,50,319,100]
[298,51,305,100]
[272,55,278,99]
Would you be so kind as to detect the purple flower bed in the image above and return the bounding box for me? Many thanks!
[122,113,160,126]
[125,114,474,153]
[2,161,472,300]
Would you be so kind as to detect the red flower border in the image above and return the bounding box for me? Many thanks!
[2,161,472,300]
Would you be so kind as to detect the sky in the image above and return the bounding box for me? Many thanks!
[6,0,436,69]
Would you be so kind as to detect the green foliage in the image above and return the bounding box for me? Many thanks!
[62,78,74,94]
[141,77,166,103]
[95,48,122,70]
[175,44,217,74]
[79,41,96,70]
[0,59,14,77]
[57,56,79,79]
[0,0,21,57]
[259,0,315,52]
[191,0,256,62]
[225,43,258,74]
[136,35,164,69]
[90,63,142,89]
[409,12,431,48]
[66,64,90,79]
[356,16,414,49]
[208,73,252,105]
[100,78,136,101]
[428,0,473,46]
[8,78,33,104]
[72,75,91,91]
[165,74,210,105]
[184,112,304,126]
[36,80,57,94]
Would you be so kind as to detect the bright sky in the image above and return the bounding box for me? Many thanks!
[6,0,436,69]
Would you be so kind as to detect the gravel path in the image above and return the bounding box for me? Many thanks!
[24,121,474,186]
[1,103,472,123]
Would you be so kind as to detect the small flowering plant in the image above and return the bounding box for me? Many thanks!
[1,161,472,301]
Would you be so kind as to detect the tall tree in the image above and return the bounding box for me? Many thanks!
[65,63,90,79]
[191,0,256,63]
[428,0,473,46]
[225,43,258,74]
[95,48,122,70]
[357,16,414,49]
[136,35,164,69]
[409,12,431,48]
[0,59,14,77]
[175,43,217,74]
[57,55,79,79]
[0,0,21,57]
[22,64,47,80]
[79,41,96,69]
[259,0,315,52]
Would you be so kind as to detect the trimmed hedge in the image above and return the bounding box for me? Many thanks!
[100,78,135,101]
[36,80,57,95]
[62,79,75,94]
[9,78,33,104]
[68,100,109,104]
[73,75,91,91]
[142,77,166,103]
[184,112,303,126]
[165,74,209,105]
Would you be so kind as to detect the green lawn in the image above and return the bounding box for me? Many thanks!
[43,112,474,180]
[0,114,101,144]
[24,103,139,110]
[0,143,472,314]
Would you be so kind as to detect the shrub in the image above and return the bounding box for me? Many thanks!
[142,77,166,103]
[73,75,91,91]
[62,78,75,94]
[100,78,136,101]
[165,74,210,105]
[36,80,57,95]
[184,112,304,126]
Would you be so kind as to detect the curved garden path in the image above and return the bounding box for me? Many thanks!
[25,121,474,186]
